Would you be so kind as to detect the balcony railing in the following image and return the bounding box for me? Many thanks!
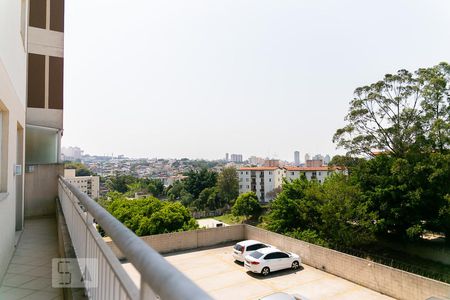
[58,177,213,300]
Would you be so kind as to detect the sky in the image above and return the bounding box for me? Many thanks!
[63,0,450,161]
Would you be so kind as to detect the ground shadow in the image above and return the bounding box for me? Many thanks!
[246,265,304,280]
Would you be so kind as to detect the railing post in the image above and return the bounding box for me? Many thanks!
[140,278,158,300]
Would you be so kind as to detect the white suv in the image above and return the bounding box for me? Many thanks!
[232,240,271,262]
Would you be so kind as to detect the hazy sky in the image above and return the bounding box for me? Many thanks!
[63,0,450,161]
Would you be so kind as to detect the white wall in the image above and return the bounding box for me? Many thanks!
[0,62,26,283]
[0,0,27,106]
[0,0,27,282]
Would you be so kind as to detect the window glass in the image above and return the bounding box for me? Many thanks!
[264,253,277,260]
[250,251,264,259]
[25,125,58,164]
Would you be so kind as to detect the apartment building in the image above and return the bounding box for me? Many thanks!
[230,154,243,163]
[284,166,345,183]
[64,169,100,199]
[238,167,284,202]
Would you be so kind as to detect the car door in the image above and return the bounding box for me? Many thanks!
[277,252,291,270]
[263,252,279,270]
[268,252,284,271]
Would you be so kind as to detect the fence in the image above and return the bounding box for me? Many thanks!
[58,177,213,300]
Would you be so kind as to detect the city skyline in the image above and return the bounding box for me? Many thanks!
[62,0,450,160]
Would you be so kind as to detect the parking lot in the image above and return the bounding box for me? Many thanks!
[123,244,394,300]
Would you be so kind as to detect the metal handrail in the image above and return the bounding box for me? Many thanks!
[59,176,213,300]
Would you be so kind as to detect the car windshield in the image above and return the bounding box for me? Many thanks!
[249,251,264,259]
[234,244,243,251]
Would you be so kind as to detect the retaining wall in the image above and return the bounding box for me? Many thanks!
[107,224,245,260]
[245,225,450,300]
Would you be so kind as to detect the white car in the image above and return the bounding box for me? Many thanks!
[232,240,271,262]
[244,247,301,276]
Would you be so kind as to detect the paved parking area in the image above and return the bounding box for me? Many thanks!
[123,245,394,300]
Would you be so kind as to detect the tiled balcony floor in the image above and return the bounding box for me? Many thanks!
[0,217,63,300]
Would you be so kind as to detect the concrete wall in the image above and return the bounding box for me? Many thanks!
[24,164,63,217]
[106,225,245,260]
[379,239,450,266]
[245,225,450,300]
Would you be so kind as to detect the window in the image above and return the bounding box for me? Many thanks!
[27,54,46,108]
[239,185,242,189]
[240,172,243,175]
[50,0,64,32]
[274,252,289,259]
[269,171,272,175]
[318,171,321,176]
[29,0,46,29]
[246,178,249,182]
[246,185,249,189]
[269,178,271,182]
[49,56,64,109]
[291,172,294,175]
[245,171,248,175]
[264,253,277,260]
[0,111,8,193]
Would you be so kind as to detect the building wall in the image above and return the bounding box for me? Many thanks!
[0,0,27,284]
[238,168,284,202]
[24,164,63,217]
[0,0,28,106]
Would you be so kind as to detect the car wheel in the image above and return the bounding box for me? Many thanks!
[291,261,299,270]
[261,267,270,276]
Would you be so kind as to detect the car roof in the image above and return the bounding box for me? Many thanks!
[256,247,282,255]
[236,240,263,246]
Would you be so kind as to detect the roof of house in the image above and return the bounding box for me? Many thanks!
[284,166,340,171]
[238,167,280,171]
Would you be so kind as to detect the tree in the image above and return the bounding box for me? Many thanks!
[184,168,217,199]
[193,187,223,211]
[265,177,323,233]
[232,192,261,220]
[106,195,198,236]
[333,63,449,157]
[106,175,137,194]
[216,166,239,206]
[64,162,94,176]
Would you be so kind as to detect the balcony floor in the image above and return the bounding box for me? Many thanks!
[0,217,63,300]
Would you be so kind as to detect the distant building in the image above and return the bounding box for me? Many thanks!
[264,159,280,167]
[64,169,100,199]
[62,146,83,161]
[248,156,265,166]
[305,153,310,162]
[306,159,323,167]
[230,154,243,163]
[237,167,284,202]
[294,151,300,166]
[225,153,229,162]
[284,166,344,184]
[160,175,188,187]
[324,154,331,165]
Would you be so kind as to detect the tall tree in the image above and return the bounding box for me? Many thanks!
[184,168,217,199]
[232,192,261,220]
[333,63,449,157]
[216,166,239,206]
